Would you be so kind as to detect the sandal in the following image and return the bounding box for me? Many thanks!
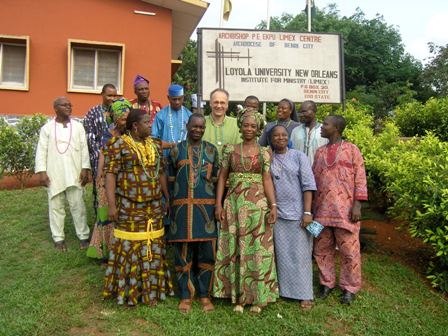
[178,299,192,314]
[300,300,314,311]
[199,297,215,312]
[250,305,263,314]
[233,305,244,314]
[54,241,67,252]
[148,299,158,307]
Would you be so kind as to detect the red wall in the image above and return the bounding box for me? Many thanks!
[0,0,172,117]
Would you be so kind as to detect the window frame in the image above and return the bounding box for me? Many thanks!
[0,35,30,91]
[67,39,125,95]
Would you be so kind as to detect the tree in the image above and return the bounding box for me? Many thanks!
[172,40,198,109]
[258,4,425,118]
[0,114,47,188]
[421,43,448,98]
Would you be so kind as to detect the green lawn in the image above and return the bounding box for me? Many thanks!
[1,187,447,336]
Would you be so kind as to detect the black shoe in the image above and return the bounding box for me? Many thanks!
[79,239,90,250]
[318,285,334,299]
[340,290,356,304]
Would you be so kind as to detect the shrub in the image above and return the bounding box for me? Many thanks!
[355,129,448,292]
[0,114,48,188]
[395,97,448,141]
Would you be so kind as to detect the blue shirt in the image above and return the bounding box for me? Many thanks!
[151,105,192,157]
[271,149,316,220]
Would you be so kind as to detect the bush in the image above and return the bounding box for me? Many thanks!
[383,135,448,291]
[0,114,48,188]
[395,97,448,141]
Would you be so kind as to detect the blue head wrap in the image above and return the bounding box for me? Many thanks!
[168,84,184,97]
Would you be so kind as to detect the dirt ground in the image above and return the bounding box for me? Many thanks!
[0,174,41,190]
[362,219,433,278]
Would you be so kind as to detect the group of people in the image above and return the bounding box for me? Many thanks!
[35,74,367,314]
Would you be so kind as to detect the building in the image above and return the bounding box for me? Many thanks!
[0,0,208,118]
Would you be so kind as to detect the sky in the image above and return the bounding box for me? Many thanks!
[194,0,448,63]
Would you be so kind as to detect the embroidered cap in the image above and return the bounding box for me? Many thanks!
[134,74,149,87]
[168,84,184,97]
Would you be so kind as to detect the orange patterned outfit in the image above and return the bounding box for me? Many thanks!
[312,141,368,294]
[102,136,173,305]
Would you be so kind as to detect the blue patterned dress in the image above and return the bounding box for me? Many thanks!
[271,149,316,300]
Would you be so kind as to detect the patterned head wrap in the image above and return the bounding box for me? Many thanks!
[110,98,132,121]
[237,108,265,137]
[134,74,149,87]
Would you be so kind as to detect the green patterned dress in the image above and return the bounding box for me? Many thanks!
[212,144,279,306]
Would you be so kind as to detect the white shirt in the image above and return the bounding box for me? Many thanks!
[290,122,328,165]
[35,119,90,198]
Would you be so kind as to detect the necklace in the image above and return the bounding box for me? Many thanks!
[240,142,258,172]
[122,134,160,181]
[303,123,318,156]
[169,106,185,143]
[272,149,288,180]
[186,140,203,189]
[211,115,225,146]
[276,119,292,129]
[137,99,156,124]
[54,118,72,155]
[323,140,344,167]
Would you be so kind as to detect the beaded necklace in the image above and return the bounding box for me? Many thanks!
[122,134,160,181]
[324,140,344,167]
[186,140,203,189]
[211,115,225,146]
[239,142,260,172]
[168,106,185,143]
[54,118,72,155]
[303,122,318,156]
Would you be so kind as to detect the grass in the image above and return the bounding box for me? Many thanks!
[1,186,448,336]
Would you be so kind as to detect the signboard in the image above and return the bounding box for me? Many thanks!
[198,28,344,103]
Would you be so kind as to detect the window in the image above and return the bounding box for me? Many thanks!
[68,39,125,94]
[0,35,29,91]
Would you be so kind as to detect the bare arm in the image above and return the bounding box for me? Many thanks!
[79,169,89,186]
[160,169,170,216]
[97,151,105,176]
[351,200,362,222]
[262,170,277,224]
[301,190,313,227]
[159,170,169,200]
[351,145,368,222]
[105,172,117,221]
[215,166,229,221]
[161,141,176,149]
[38,172,50,187]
